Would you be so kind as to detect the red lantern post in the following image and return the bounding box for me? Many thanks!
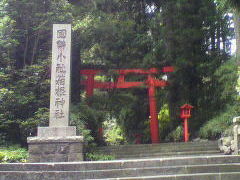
[180,104,193,142]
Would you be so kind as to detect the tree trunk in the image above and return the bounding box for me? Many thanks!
[23,33,29,68]
[216,23,221,51]
[30,30,40,65]
[234,9,240,60]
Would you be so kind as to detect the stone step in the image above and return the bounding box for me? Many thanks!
[96,142,218,153]
[96,141,218,151]
[95,141,220,159]
[95,141,219,159]
[109,172,240,180]
[115,150,221,159]
[1,155,240,179]
[1,164,240,179]
[97,147,219,155]
[0,155,239,171]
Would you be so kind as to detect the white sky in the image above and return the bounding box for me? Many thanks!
[229,13,236,55]
[231,39,236,55]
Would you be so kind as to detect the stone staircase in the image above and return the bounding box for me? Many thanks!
[1,155,240,179]
[95,141,220,159]
[1,141,240,179]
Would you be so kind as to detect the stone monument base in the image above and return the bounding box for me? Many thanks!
[27,136,84,162]
[37,126,77,137]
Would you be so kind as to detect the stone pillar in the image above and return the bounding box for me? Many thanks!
[233,116,240,155]
[27,24,84,162]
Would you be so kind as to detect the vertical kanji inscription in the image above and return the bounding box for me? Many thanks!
[49,24,71,127]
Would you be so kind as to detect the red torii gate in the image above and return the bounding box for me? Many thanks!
[80,67,174,143]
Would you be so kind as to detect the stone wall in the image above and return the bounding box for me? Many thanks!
[218,116,240,155]
[28,137,84,162]
[233,116,240,155]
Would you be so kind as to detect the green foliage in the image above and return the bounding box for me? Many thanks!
[0,0,74,145]
[0,62,50,144]
[0,0,236,146]
[103,118,126,145]
[0,145,28,163]
[143,103,172,143]
[142,120,151,143]
[70,97,109,144]
[0,133,7,146]
[85,152,115,161]
[0,1,17,68]
[70,104,94,144]
[199,58,239,139]
[161,0,234,136]
[158,104,171,140]
[0,153,4,162]
[214,58,238,102]
[6,0,73,67]
[166,126,183,142]
[73,0,155,69]
[107,91,148,142]
[21,108,49,139]
[216,0,240,10]
[199,104,240,139]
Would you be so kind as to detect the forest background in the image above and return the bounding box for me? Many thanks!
[0,0,240,146]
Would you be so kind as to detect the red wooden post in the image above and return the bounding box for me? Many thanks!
[117,74,125,84]
[98,127,103,140]
[184,118,189,142]
[86,74,94,97]
[148,75,160,143]
[180,104,193,142]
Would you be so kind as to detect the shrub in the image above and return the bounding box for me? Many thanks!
[199,104,240,139]
[0,145,28,163]
[199,58,239,140]
[165,125,183,142]
[158,104,171,140]
[21,108,49,139]
[70,103,95,145]
[103,118,126,145]
[0,133,7,146]
[0,63,51,144]
[0,153,4,162]
[85,152,115,161]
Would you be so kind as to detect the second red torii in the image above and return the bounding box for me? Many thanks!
[80,66,174,143]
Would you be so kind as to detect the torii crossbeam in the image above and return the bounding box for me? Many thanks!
[80,67,174,143]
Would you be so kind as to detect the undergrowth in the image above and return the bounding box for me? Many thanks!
[0,145,28,163]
